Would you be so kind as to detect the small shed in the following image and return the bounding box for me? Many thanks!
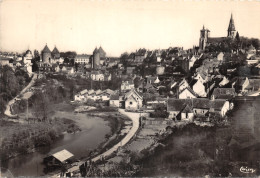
[44,149,74,166]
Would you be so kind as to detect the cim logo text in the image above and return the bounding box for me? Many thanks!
[240,166,256,174]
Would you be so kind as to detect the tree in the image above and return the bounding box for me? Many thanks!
[34,50,40,62]
[63,57,70,64]
[251,38,260,50]
[150,104,169,118]
[120,52,129,66]
[235,32,240,42]
[32,92,50,122]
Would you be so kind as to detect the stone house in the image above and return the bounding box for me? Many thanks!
[178,78,190,92]
[121,79,135,92]
[109,94,120,107]
[167,98,230,121]
[192,80,207,97]
[211,88,236,100]
[179,87,198,99]
[181,105,194,121]
[124,89,143,110]
[90,71,104,81]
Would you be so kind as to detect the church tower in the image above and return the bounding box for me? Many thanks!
[199,25,210,51]
[227,13,236,39]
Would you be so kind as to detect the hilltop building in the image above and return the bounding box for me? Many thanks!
[51,46,60,59]
[92,46,106,69]
[199,14,238,51]
[227,14,236,39]
[41,44,62,64]
[41,44,52,63]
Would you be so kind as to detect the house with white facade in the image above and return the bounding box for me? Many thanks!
[121,79,135,92]
[109,94,120,107]
[219,76,229,87]
[217,52,224,61]
[167,98,230,121]
[178,78,189,92]
[194,72,208,83]
[179,87,198,99]
[192,80,207,97]
[74,89,117,102]
[90,71,105,81]
[75,54,90,64]
[124,89,143,110]
[181,105,194,121]
[188,55,197,69]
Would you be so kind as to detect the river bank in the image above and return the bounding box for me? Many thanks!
[71,97,260,177]
[1,109,124,177]
[0,117,80,165]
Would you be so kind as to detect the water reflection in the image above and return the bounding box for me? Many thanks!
[4,112,111,176]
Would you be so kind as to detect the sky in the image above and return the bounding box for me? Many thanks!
[0,0,259,57]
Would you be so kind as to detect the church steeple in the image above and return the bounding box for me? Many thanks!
[199,25,210,51]
[227,13,236,39]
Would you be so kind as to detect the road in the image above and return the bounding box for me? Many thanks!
[54,109,146,177]
[4,73,38,118]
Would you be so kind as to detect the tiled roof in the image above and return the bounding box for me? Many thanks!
[42,44,51,53]
[110,94,119,100]
[167,98,227,111]
[125,89,143,100]
[207,37,226,43]
[105,89,115,95]
[51,149,74,163]
[192,98,226,110]
[93,47,98,54]
[80,89,88,95]
[179,87,198,97]
[99,46,106,55]
[52,46,59,54]
[212,88,236,99]
[76,54,91,58]
[167,99,191,111]
[182,105,193,113]
[96,89,102,95]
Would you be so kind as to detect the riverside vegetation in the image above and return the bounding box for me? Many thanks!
[0,73,124,170]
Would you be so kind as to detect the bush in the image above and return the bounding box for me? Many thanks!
[150,104,169,118]
[34,134,52,146]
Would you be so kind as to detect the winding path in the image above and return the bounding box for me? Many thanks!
[4,73,37,118]
[54,109,146,177]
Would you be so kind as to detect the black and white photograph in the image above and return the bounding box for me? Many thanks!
[0,0,260,177]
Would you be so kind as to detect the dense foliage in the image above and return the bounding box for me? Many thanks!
[0,65,31,114]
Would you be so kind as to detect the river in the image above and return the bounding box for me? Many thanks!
[4,111,111,177]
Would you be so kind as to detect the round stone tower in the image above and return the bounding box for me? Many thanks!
[42,44,52,63]
[93,47,100,69]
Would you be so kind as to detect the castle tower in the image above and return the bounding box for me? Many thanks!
[51,46,60,59]
[199,25,210,51]
[41,44,52,63]
[227,13,236,39]
[98,46,106,58]
[92,47,100,69]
